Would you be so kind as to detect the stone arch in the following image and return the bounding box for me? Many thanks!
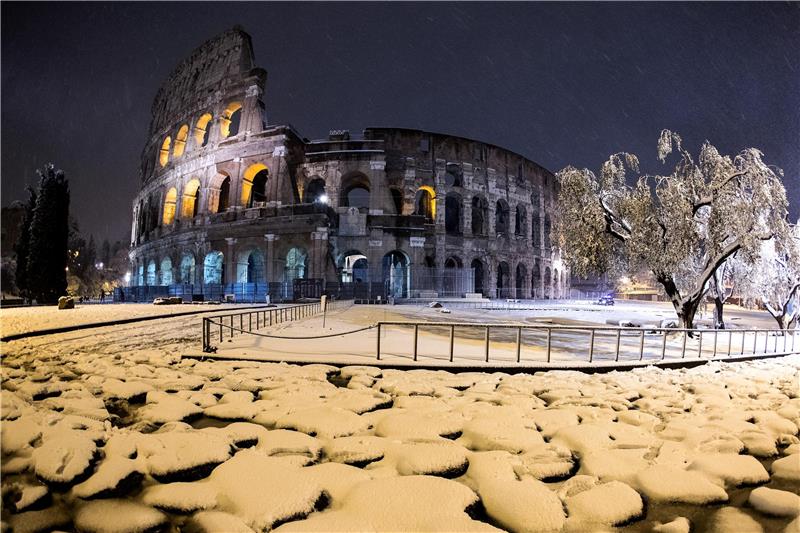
[146,259,157,286]
[515,205,527,237]
[341,172,371,209]
[162,187,178,225]
[194,113,212,147]
[445,192,462,235]
[304,177,327,204]
[159,257,174,285]
[471,258,486,296]
[284,247,308,282]
[181,179,201,219]
[242,163,269,207]
[515,263,528,298]
[471,195,488,236]
[531,262,541,299]
[495,199,510,236]
[497,261,511,299]
[383,250,410,299]
[207,172,231,214]
[443,255,463,297]
[445,163,462,187]
[339,250,369,283]
[179,252,196,284]
[220,101,242,138]
[544,266,552,299]
[414,186,435,221]
[158,136,171,167]
[203,251,224,284]
[173,124,189,158]
[237,248,265,283]
[543,214,552,248]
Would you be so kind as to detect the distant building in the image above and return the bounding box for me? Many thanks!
[128,27,568,302]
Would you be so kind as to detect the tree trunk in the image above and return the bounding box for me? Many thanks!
[713,297,725,329]
[657,273,702,335]
[771,312,788,333]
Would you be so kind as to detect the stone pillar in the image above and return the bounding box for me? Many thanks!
[310,228,329,279]
[462,195,472,237]
[264,234,277,283]
[435,234,446,296]
[434,159,447,233]
[242,84,264,134]
[224,238,237,285]
[369,160,386,214]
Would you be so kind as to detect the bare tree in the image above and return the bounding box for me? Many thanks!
[554,130,790,330]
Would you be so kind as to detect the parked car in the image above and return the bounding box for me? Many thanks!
[597,295,615,306]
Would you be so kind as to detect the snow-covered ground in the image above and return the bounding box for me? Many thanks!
[2,305,799,532]
[0,303,267,338]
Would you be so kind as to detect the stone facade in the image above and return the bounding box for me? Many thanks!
[129,27,569,300]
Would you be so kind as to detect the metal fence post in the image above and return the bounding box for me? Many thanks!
[617,329,623,361]
[449,325,455,363]
[516,327,522,363]
[681,331,687,359]
[741,330,745,355]
[661,330,667,360]
[546,328,552,363]
[485,326,490,362]
[413,324,419,361]
[376,323,381,360]
[727,331,732,357]
[753,331,758,355]
[589,330,595,363]
[219,320,222,343]
[639,329,645,361]
[697,330,703,359]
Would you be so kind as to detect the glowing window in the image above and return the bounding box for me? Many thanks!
[162,187,177,225]
[173,125,189,158]
[241,163,268,206]
[220,102,243,138]
[194,113,212,147]
[181,179,201,218]
[158,136,171,167]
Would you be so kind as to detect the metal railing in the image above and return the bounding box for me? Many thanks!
[201,299,351,352]
[374,322,799,364]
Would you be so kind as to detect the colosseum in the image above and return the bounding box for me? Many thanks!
[127,27,569,302]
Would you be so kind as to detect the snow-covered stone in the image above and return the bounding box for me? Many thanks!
[74,499,169,533]
[748,486,800,518]
[564,480,644,526]
[635,465,728,504]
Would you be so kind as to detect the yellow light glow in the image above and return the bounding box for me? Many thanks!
[158,136,171,167]
[162,187,177,225]
[241,163,268,205]
[181,179,201,218]
[173,125,189,157]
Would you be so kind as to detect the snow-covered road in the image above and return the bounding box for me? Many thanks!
[2,308,799,532]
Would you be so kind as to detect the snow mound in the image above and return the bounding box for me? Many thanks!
[322,435,387,466]
[688,453,769,486]
[302,462,372,503]
[708,506,764,533]
[209,450,325,531]
[514,444,576,481]
[374,411,463,439]
[458,417,544,453]
[652,517,691,533]
[256,429,322,461]
[390,440,470,477]
[273,475,498,532]
[72,456,142,499]
[748,487,800,518]
[635,465,728,504]
[185,511,255,532]
[74,499,168,533]
[276,406,368,438]
[7,505,72,533]
[139,394,202,424]
[4,481,49,512]
[772,453,800,481]
[1,416,42,454]
[32,431,97,485]
[564,480,644,526]
[203,401,260,421]
[579,448,649,484]
[138,430,233,482]
[101,378,152,401]
[141,481,219,512]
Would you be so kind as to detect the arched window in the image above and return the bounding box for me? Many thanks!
[242,163,268,206]
[471,196,488,236]
[181,179,201,219]
[383,251,409,298]
[390,188,403,214]
[194,113,212,147]
[285,248,307,282]
[146,260,157,286]
[445,193,461,235]
[497,261,511,299]
[543,214,552,248]
[304,178,326,204]
[173,125,189,158]
[203,251,224,284]
[531,262,541,299]
[414,187,435,221]
[515,263,527,298]
[341,173,371,209]
[220,102,243,138]
[340,250,368,283]
[544,267,552,299]
[158,136,171,167]
[160,257,173,285]
[162,187,177,225]
[496,200,510,235]
[471,258,485,296]
[237,249,265,283]
[217,177,230,213]
[532,216,541,247]
[445,164,462,187]
[179,253,196,284]
[515,205,526,237]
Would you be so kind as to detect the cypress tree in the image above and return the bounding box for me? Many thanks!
[14,186,37,298]
[27,164,70,304]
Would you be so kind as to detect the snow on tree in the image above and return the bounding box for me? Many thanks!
[708,253,749,329]
[741,224,800,332]
[14,186,37,299]
[26,164,70,304]
[554,130,790,330]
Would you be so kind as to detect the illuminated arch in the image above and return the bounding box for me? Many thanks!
[181,179,201,219]
[172,125,189,158]
[162,187,177,225]
[203,251,224,284]
[194,113,212,147]
[146,259,157,286]
[241,163,269,206]
[179,253,196,284]
[160,257,173,285]
[284,247,307,282]
[237,248,265,283]
[158,136,171,167]
[220,102,243,138]
[414,186,436,220]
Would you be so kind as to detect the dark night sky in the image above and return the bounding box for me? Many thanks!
[2,2,798,242]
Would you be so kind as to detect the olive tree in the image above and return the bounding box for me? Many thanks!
[554,130,789,330]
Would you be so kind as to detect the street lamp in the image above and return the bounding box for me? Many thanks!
[124,271,131,286]
[316,194,329,205]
